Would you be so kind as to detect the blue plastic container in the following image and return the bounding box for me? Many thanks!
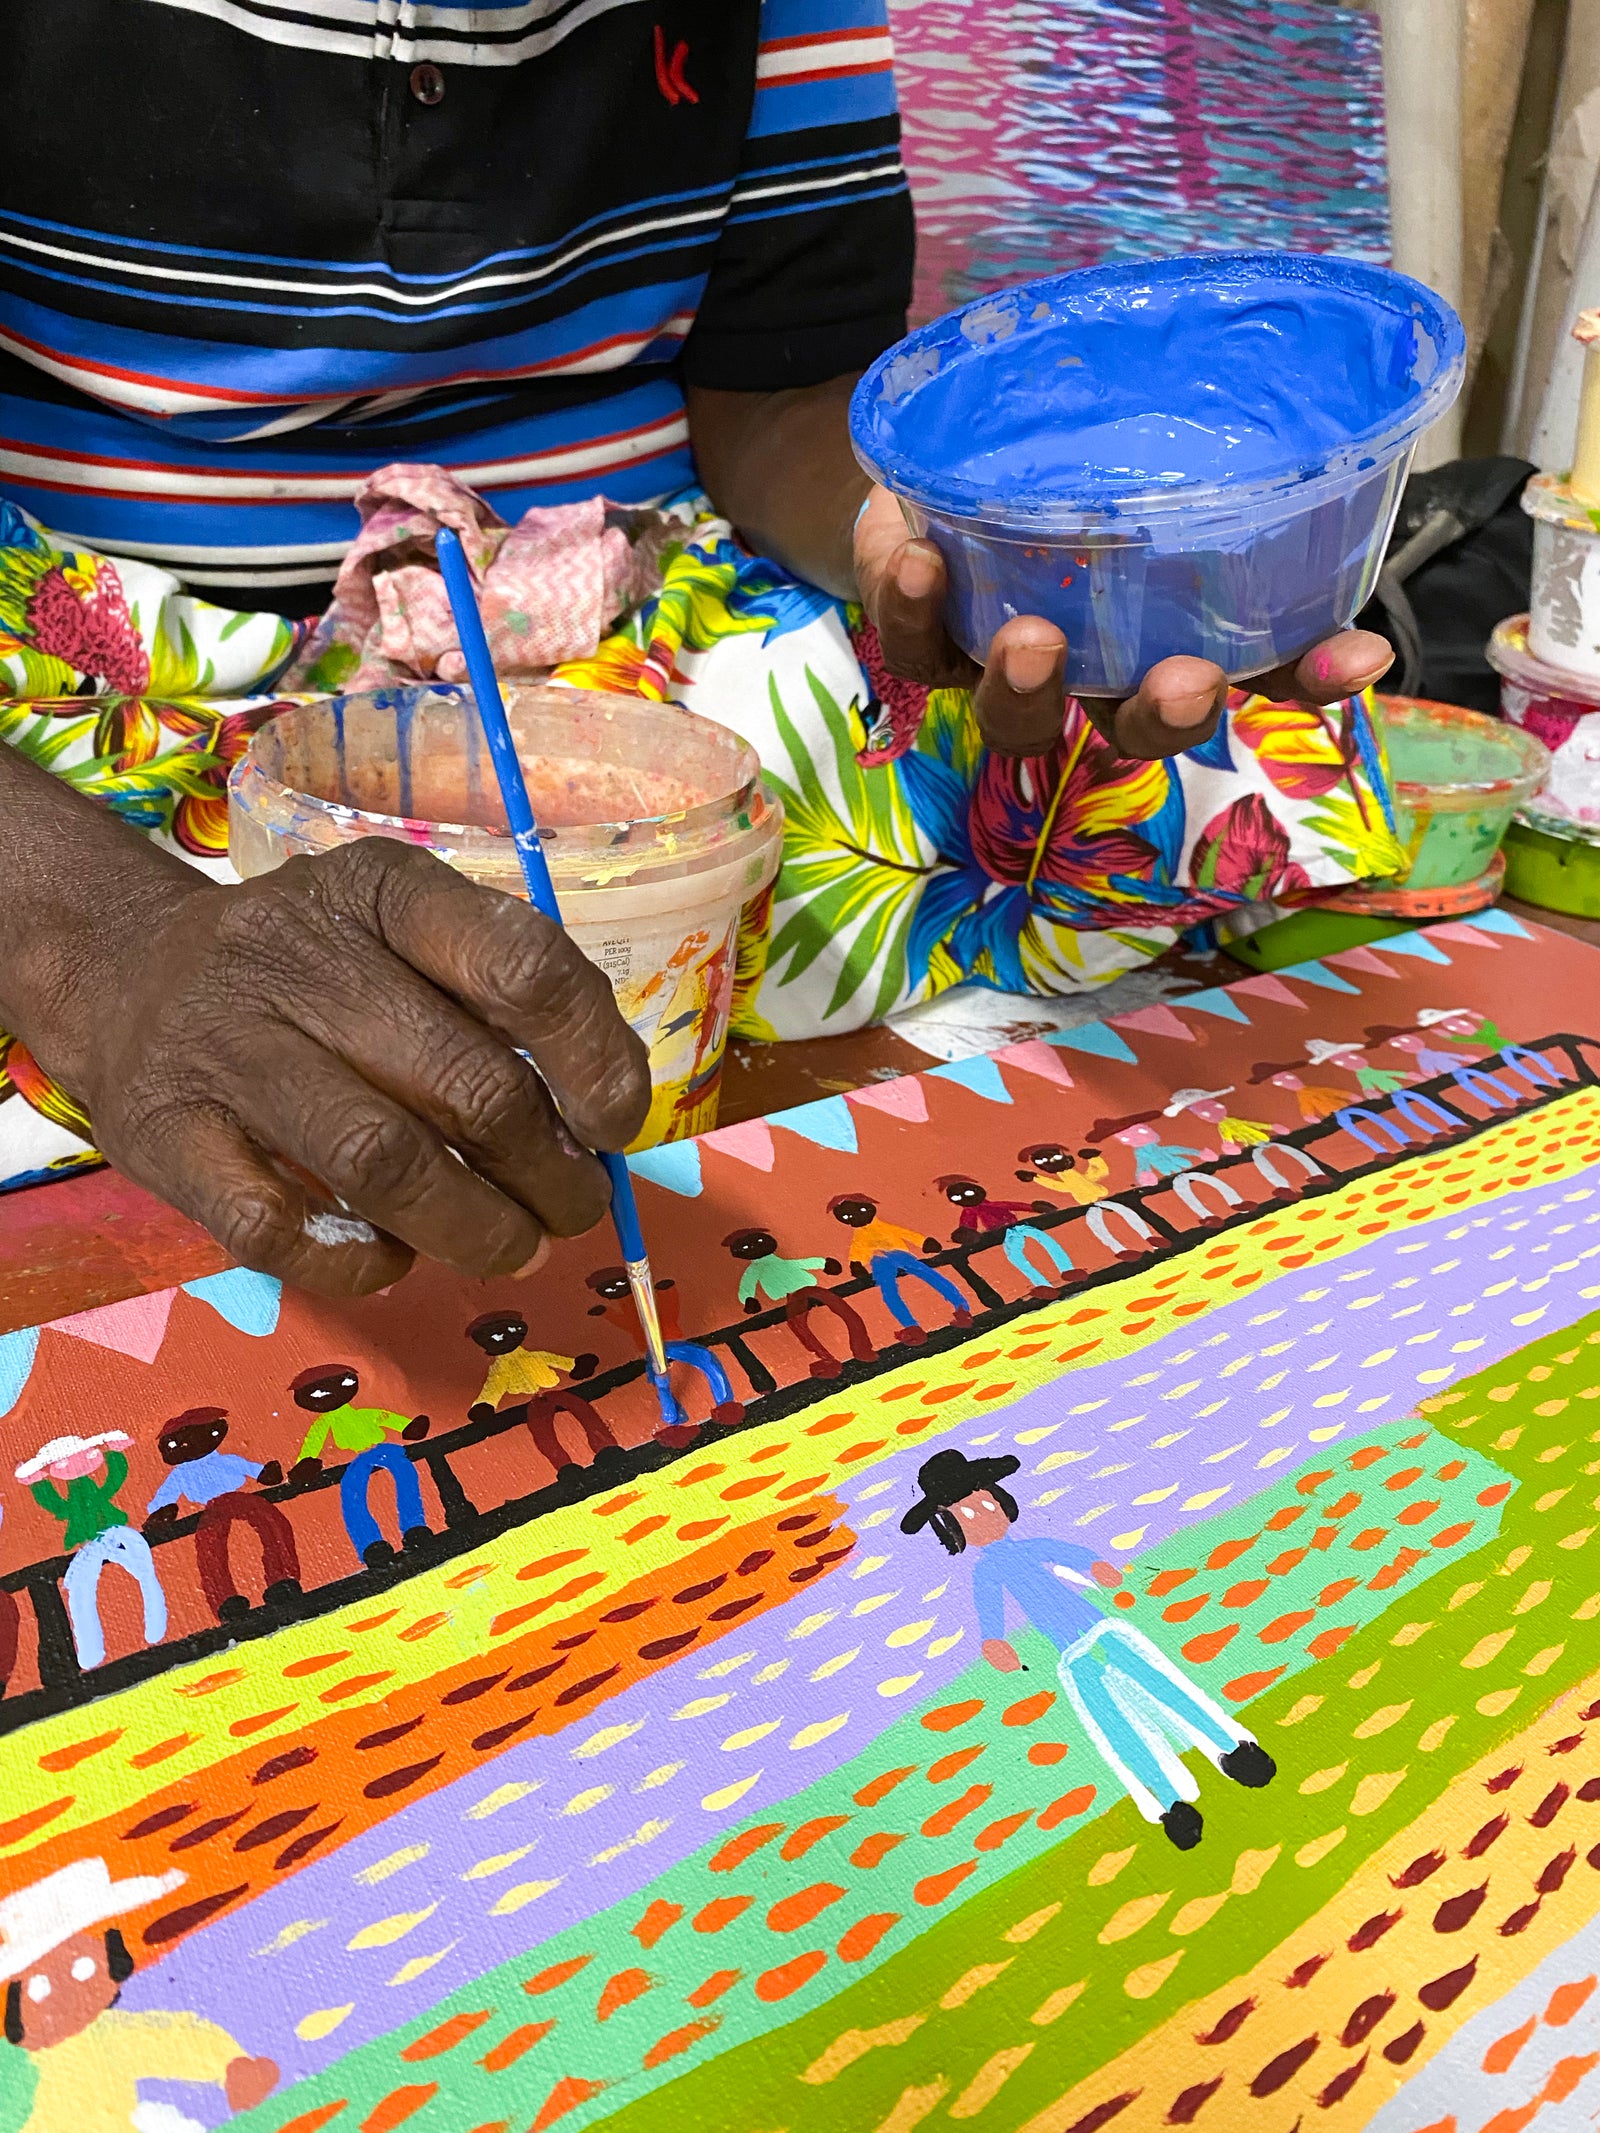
[850,253,1465,698]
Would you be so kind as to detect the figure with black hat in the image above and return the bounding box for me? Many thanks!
[901,1447,1276,1849]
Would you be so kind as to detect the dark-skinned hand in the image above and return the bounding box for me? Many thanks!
[52,839,651,1298]
[854,485,1395,760]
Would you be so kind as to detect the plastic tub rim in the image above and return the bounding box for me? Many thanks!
[1381,697,1551,814]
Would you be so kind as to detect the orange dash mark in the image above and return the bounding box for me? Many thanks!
[514,1549,591,1583]
[755,1950,827,2000]
[914,1859,979,1905]
[781,1816,851,1861]
[349,1610,399,1632]
[38,1729,123,1773]
[396,1615,449,1643]
[523,1955,593,1998]
[1002,1692,1055,1727]
[1037,1785,1097,1829]
[228,1706,299,1738]
[837,1913,900,1961]
[687,1969,741,2007]
[854,1767,916,1807]
[593,1492,643,1517]
[767,1884,845,1933]
[850,1832,905,1869]
[709,1826,783,1872]
[622,1516,669,1543]
[596,1969,653,2022]
[629,1901,682,1950]
[276,2107,348,2133]
[677,1519,729,1542]
[130,1735,199,1768]
[0,1798,73,1848]
[1223,1666,1286,1701]
[360,2084,438,2133]
[1027,1742,1070,1766]
[927,1745,986,1783]
[283,1651,352,1678]
[921,1699,983,1733]
[694,1896,753,1933]
[320,1672,393,1704]
[643,2018,720,2068]
[401,2011,495,2061]
[529,2078,607,2132]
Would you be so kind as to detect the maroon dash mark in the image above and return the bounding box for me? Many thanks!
[1165,2077,1223,2123]
[651,24,698,105]
[1462,1814,1509,1859]
[355,1715,425,1751]
[556,1664,623,1705]
[777,1512,817,1531]
[472,1710,542,1754]
[1065,2096,1140,2133]
[1433,1884,1487,1933]
[252,1743,317,1784]
[1317,2055,1367,2109]
[171,1808,251,1852]
[235,1805,316,1852]
[675,1574,726,1604]
[1383,2021,1425,2064]
[713,1593,766,1617]
[1530,1783,1571,1827]
[363,1754,445,1800]
[1550,1734,1585,1756]
[1418,1956,1478,2009]
[1391,1850,1446,1888]
[506,1658,567,1692]
[275,1819,343,1869]
[554,1629,595,1651]
[1347,1910,1402,1952]
[1249,2035,1319,2097]
[1501,1899,1542,1936]
[600,1598,658,1623]
[1581,1700,1600,1721]
[122,1802,195,1840]
[737,1550,775,1574]
[143,1885,250,1945]
[1588,1842,1600,1871]
[1577,1776,1600,1800]
[441,1670,509,1705]
[1197,2000,1255,2046]
[1487,1764,1523,1794]
[1284,1953,1329,1989]
[1540,1847,1579,1893]
[1341,1993,1395,2047]
[639,1629,701,1660]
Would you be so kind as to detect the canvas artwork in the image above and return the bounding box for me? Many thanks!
[4,909,1600,2133]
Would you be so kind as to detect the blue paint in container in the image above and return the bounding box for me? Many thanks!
[850,252,1465,698]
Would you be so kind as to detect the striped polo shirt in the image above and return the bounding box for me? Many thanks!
[2,0,912,605]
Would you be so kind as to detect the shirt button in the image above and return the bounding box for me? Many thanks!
[409,62,445,105]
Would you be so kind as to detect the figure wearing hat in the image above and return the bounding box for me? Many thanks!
[1089,1114,1209,1189]
[1248,1061,1352,1123]
[902,1449,1276,1849]
[16,1435,166,1673]
[1160,1088,1278,1153]
[1296,1036,1409,1100]
[0,1858,277,2133]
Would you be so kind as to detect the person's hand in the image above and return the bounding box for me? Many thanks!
[289,1457,324,1483]
[571,1352,599,1381]
[143,1504,179,1530]
[401,1415,431,1442]
[854,485,1394,760]
[226,2056,280,2111]
[256,1461,283,1488]
[33,838,651,1297]
[1091,1559,1123,1588]
[982,1636,1023,1672]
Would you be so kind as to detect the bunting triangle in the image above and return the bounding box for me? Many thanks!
[1230,973,1309,1009]
[1046,1022,1139,1064]
[1177,987,1252,1025]
[1327,945,1399,977]
[1279,959,1361,994]
[181,1268,282,1338]
[1378,930,1452,964]
[1109,1003,1196,1042]
[1461,907,1531,938]
[626,1138,704,1198]
[847,1076,929,1124]
[701,1117,777,1172]
[0,1328,39,1419]
[772,1096,859,1154]
[991,1038,1076,1088]
[928,1054,1014,1103]
[1429,920,1500,947]
[49,1289,174,1364]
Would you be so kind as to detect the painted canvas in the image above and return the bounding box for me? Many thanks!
[2,908,1600,2133]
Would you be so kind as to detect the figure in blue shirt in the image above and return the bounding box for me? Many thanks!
[901,1449,1275,1849]
[145,1408,300,1624]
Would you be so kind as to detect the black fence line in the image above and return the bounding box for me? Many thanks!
[0,1032,1591,1732]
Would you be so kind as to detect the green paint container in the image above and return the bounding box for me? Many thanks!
[1381,697,1550,890]
[1503,813,1600,917]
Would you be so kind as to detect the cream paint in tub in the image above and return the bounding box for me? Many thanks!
[1525,308,1600,680]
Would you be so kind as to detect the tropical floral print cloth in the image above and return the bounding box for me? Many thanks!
[0,497,1406,1190]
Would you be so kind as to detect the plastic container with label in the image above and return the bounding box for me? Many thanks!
[229,686,782,1148]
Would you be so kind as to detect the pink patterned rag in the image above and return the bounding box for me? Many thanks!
[286,463,674,691]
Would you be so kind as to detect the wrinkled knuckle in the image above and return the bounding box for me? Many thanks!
[433,1042,530,1148]
[213,1189,298,1273]
[585,1029,653,1149]
[323,1104,434,1200]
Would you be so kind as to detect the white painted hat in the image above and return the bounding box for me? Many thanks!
[1415,1007,1473,1028]
[0,1859,185,1980]
[1304,1038,1363,1065]
[14,1432,132,1484]
[1162,1087,1233,1117]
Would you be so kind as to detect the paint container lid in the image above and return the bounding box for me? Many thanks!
[1487,614,1600,710]
[850,252,1465,535]
[1521,471,1600,533]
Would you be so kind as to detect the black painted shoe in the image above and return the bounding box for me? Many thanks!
[216,1594,249,1623]
[402,1524,433,1551]
[1221,1740,1277,1788]
[262,1578,302,1608]
[1161,1799,1204,1850]
[363,1539,396,1569]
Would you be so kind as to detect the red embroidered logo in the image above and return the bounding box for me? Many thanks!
[653,23,698,104]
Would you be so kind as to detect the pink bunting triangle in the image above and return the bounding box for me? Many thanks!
[847,1075,929,1124]
[701,1117,776,1172]
[49,1288,175,1364]
[1229,973,1308,1009]
[1428,922,1500,948]
[1327,945,1399,977]
[991,1038,1075,1088]
[1108,1003,1196,1042]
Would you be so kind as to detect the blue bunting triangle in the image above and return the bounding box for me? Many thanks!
[182,1268,282,1338]
[1280,959,1361,994]
[1378,930,1452,964]
[626,1138,705,1197]
[0,1327,38,1420]
[1462,908,1532,939]
[927,1055,1013,1104]
[1046,1022,1139,1064]
[772,1096,859,1154]
[1177,987,1252,1024]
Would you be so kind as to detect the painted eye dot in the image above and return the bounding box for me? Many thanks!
[25,1975,50,2002]
[958,1505,975,1519]
[69,1957,96,1982]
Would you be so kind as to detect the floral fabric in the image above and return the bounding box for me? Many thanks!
[0,503,1406,1189]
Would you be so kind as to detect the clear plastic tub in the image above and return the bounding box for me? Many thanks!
[851,253,1465,698]
[1380,696,1550,890]
[229,686,783,1149]
[1489,612,1600,826]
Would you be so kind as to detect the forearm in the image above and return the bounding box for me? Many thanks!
[686,374,870,599]
[0,741,198,1097]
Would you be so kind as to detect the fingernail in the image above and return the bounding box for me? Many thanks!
[895,545,939,601]
[1163,688,1218,729]
[512,1238,550,1280]
[1004,642,1059,694]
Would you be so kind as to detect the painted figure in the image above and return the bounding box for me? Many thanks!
[1300,1036,1409,1099]
[723,1229,872,1378]
[1380,1029,1484,1078]
[465,1311,597,1417]
[17,1433,166,1672]
[1249,1063,1353,1122]
[828,1194,972,1346]
[902,1449,1275,1849]
[1160,1086,1278,1151]
[144,1408,299,1623]
[1417,1005,1500,1048]
[586,1269,743,1424]
[1090,1115,1209,1186]
[0,1858,278,2133]
[289,1366,431,1570]
[935,1176,1074,1295]
[1016,1143,1110,1205]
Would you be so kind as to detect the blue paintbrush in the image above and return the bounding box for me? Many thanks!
[434,526,679,1427]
